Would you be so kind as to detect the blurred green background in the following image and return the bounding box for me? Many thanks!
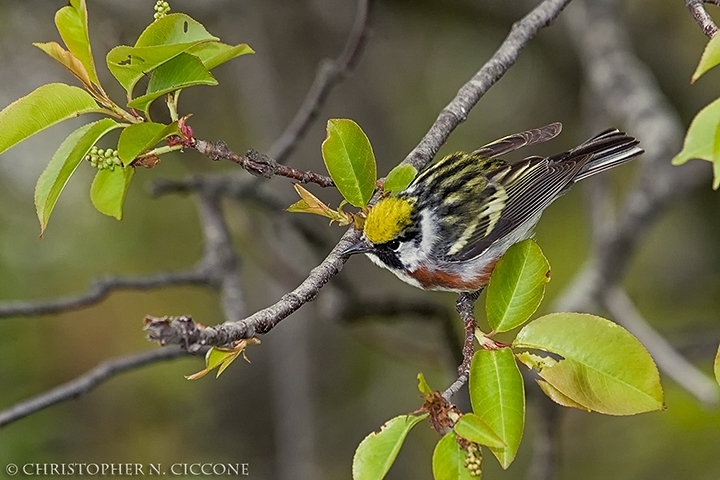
[1,0,720,478]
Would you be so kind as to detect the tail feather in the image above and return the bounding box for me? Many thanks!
[552,129,644,182]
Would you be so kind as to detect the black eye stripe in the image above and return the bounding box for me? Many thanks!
[373,248,404,270]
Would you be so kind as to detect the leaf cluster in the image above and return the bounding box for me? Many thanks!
[0,0,253,234]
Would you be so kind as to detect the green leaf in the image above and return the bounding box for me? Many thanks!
[536,379,590,411]
[352,414,428,480]
[106,13,217,94]
[672,97,720,166]
[432,433,477,480]
[127,53,217,112]
[34,41,93,90]
[54,0,100,87]
[35,118,124,235]
[453,414,505,449]
[286,184,352,225]
[206,347,242,378]
[692,34,720,83]
[185,338,259,380]
[135,13,218,48]
[514,313,664,415]
[486,239,550,333]
[417,372,433,395]
[322,119,377,208]
[714,345,720,387]
[185,347,241,381]
[0,83,101,155]
[188,42,254,70]
[90,165,135,220]
[107,45,195,94]
[468,348,524,469]
[117,122,178,165]
[713,122,720,191]
[513,351,555,370]
[383,164,417,194]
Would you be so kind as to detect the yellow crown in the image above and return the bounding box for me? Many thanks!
[363,197,414,244]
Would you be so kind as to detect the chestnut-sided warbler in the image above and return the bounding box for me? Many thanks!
[343,123,643,292]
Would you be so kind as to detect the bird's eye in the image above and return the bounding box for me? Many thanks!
[387,239,401,251]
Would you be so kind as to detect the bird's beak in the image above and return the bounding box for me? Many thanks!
[341,239,374,256]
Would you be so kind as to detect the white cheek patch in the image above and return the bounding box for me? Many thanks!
[365,252,386,269]
[364,251,423,289]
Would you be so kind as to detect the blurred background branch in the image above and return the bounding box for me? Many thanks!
[0,347,190,428]
[557,0,716,403]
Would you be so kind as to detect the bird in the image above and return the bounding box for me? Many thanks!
[342,123,643,292]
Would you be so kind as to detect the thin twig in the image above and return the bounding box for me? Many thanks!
[0,270,209,319]
[147,0,576,351]
[456,292,479,376]
[194,141,335,187]
[268,0,374,163]
[0,348,190,428]
[686,0,719,37]
[442,292,480,401]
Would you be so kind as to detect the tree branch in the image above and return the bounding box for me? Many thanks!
[0,348,190,428]
[442,291,480,401]
[686,0,719,37]
[146,0,576,351]
[0,270,209,319]
[194,142,335,187]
